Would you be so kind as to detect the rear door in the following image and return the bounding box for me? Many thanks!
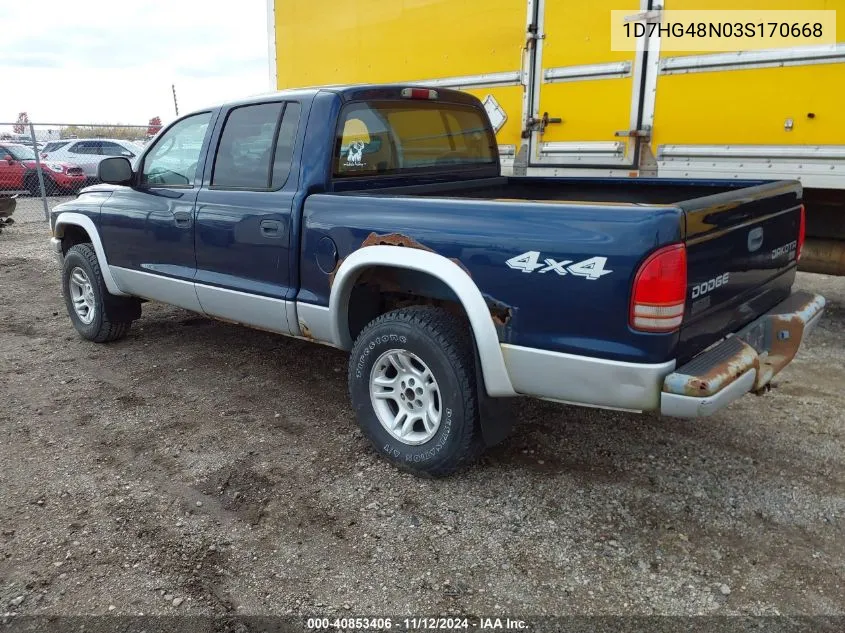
[528,0,648,167]
[193,100,303,335]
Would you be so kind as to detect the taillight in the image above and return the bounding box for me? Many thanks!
[797,204,806,261]
[401,87,438,100]
[630,243,687,333]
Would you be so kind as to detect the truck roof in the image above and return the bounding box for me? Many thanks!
[208,84,480,112]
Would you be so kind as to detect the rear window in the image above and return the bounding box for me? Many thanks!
[333,101,496,178]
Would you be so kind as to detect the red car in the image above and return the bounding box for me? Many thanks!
[0,142,87,195]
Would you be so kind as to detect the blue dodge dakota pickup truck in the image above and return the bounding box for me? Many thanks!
[49,85,825,476]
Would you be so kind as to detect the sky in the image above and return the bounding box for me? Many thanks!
[0,0,272,129]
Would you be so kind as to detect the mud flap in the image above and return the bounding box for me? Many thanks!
[106,295,142,321]
[473,344,515,447]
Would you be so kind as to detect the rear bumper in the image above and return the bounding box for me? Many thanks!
[499,290,824,417]
[660,290,825,418]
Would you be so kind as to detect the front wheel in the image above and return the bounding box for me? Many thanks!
[61,243,140,342]
[348,306,484,477]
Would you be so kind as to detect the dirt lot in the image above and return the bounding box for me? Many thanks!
[1,199,844,618]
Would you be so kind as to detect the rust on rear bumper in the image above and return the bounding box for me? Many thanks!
[663,338,760,398]
[663,291,825,399]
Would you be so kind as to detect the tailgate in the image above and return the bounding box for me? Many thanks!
[677,181,804,364]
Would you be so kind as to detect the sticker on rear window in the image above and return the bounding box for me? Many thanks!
[343,141,367,168]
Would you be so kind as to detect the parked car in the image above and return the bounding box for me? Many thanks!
[0,143,87,195]
[1,137,47,153]
[41,138,146,180]
[48,85,825,477]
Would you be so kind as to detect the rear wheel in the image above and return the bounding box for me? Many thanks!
[348,306,484,477]
[61,243,141,342]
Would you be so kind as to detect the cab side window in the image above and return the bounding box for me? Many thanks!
[271,103,301,188]
[211,101,301,190]
[141,112,212,187]
[212,103,281,189]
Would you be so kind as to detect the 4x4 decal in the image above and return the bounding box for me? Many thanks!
[505,251,613,280]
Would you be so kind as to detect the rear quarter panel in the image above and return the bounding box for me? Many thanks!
[300,195,684,363]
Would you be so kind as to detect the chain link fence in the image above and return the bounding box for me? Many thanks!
[1,122,156,225]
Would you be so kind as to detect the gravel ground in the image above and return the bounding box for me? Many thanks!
[1,200,843,619]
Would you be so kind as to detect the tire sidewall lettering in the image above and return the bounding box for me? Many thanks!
[355,334,407,379]
[380,406,454,464]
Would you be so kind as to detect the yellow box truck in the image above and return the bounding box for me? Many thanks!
[268,0,845,274]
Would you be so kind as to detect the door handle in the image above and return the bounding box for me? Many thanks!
[260,219,283,237]
[173,210,192,226]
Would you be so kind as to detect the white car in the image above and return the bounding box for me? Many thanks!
[41,138,146,179]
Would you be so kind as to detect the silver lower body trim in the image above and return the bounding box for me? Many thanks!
[500,344,675,412]
[294,302,333,343]
[660,369,757,418]
[195,284,292,335]
[110,266,202,313]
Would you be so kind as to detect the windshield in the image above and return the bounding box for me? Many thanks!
[5,145,36,160]
[334,100,497,178]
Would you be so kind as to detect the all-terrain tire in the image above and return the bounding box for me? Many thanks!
[348,305,484,477]
[61,243,140,342]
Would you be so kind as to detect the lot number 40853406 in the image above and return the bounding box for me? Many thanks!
[505,251,612,280]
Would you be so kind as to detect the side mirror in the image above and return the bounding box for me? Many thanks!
[98,156,133,185]
[5,156,13,165]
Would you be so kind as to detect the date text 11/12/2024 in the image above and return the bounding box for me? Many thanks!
[306,617,528,630]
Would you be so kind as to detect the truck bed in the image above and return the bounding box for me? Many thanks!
[320,174,803,367]
[338,175,769,206]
